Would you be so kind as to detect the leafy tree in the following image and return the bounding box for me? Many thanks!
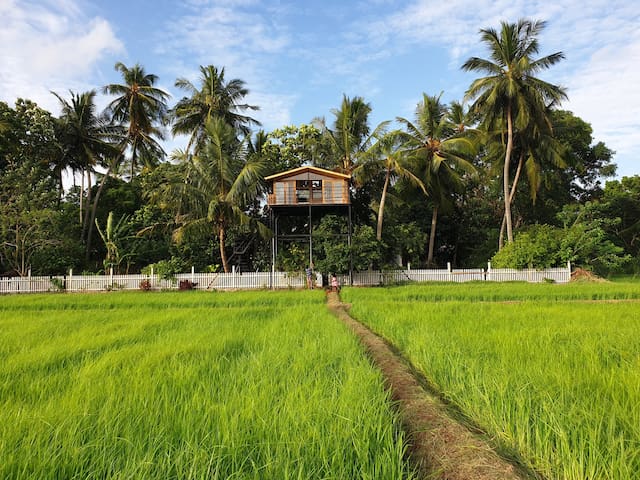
[463,19,567,244]
[0,100,63,275]
[261,124,333,174]
[601,177,640,259]
[551,110,616,202]
[171,65,260,154]
[312,215,382,274]
[103,62,169,177]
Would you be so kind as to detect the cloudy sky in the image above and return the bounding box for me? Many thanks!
[1,0,638,177]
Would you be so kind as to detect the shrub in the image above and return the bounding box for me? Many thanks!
[179,280,197,290]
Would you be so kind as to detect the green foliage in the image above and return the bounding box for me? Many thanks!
[95,211,132,273]
[385,222,426,266]
[262,123,332,173]
[351,225,383,270]
[491,224,563,269]
[311,216,383,274]
[277,243,307,273]
[141,256,187,281]
[491,213,630,275]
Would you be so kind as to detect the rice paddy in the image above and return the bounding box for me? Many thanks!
[0,290,414,479]
[342,282,640,479]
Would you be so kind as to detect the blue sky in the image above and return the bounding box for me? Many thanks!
[1,0,639,177]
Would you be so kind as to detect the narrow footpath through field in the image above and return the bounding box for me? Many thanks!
[326,292,531,480]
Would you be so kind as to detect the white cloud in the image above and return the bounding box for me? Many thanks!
[158,2,294,132]
[562,38,640,177]
[358,0,640,176]
[0,0,123,113]
[249,91,297,132]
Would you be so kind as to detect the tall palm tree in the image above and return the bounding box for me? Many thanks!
[462,19,567,245]
[315,95,386,175]
[354,130,424,240]
[171,65,260,154]
[159,117,268,273]
[492,110,566,248]
[103,62,169,177]
[398,93,476,265]
[53,90,120,245]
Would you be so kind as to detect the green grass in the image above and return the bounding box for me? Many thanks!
[343,283,640,480]
[0,290,414,479]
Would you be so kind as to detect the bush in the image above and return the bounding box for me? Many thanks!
[141,256,186,282]
[491,222,631,275]
[179,280,197,290]
[139,279,152,291]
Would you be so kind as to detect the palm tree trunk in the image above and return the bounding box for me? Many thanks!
[219,225,229,273]
[427,205,438,266]
[81,170,92,245]
[499,153,524,249]
[79,168,84,228]
[376,168,391,241]
[503,106,514,246]
[85,167,112,262]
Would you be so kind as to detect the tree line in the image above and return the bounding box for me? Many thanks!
[1,19,637,278]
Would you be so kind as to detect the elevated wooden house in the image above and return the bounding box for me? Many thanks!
[265,166,352,281]
[265,166,350,207]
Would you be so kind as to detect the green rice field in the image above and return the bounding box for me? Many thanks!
[0,291,414,479]
[342,282,640,480]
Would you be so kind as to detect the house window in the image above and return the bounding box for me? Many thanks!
[295,179,323,202]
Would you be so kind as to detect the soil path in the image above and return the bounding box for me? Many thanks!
[326,292,531,480]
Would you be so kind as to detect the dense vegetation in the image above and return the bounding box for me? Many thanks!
[0,290,414,479]
[343,283,640,479]
[1,19,636,277]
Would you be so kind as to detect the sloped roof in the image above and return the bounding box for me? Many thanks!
[264,165,351,182]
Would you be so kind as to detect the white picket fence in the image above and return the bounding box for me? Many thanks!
[0,263,571,294]
[0,271,306,294]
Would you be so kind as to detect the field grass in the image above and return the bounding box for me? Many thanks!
[0,290,414,479]
[342,282,640,479]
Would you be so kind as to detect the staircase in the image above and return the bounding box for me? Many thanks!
[229,235,255,272]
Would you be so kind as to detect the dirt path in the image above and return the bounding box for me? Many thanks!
[326,292,531,480]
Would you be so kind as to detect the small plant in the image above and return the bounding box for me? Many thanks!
[179,280,197,290]
[139,279,152,291]
[49,277,65,292]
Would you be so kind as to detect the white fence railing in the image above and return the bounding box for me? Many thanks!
[0,263,571,294]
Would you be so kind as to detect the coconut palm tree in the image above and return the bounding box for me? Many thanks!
[495,110,566,248]
[354,130,424,240]
[398,93,476,265]
[462,19,567,245]
[171,65,260,155]
[103,62,169,177]
[159,117,268,273]
[52,90,120,245]
[315,95,387,175]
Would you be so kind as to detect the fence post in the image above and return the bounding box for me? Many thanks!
[447,262,452,282]
[69,269,73,292]
[191,266,195,284]
[109,267,113,288]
